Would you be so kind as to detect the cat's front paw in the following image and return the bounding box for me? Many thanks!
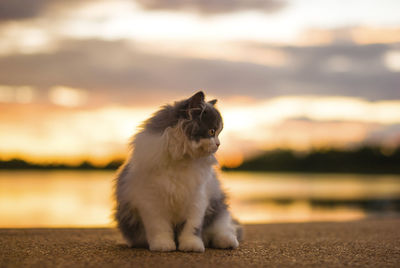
[212,233,239,249]
[179,235,205,252]
[149,237,176,252]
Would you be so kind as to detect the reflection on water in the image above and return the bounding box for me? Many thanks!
[222,172,400,223]
[0,171,399,227]
[0,171,112,227]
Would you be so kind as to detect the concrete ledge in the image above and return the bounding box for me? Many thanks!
[1,219,400,267]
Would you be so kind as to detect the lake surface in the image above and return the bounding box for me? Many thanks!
[1,171,400,227]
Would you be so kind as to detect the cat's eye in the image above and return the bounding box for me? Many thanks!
[208,129,215,136]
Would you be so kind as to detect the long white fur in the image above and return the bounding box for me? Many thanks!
[117,115,239,252]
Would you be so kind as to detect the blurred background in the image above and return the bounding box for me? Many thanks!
[1,0,400,227]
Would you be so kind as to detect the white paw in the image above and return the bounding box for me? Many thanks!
[179,235,205,252]
[149,238,176,252]
[212,233,239,249]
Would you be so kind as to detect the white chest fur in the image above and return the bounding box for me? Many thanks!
[153,162,210,223]
[126,131,217,225]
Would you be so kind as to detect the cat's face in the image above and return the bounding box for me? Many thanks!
[144,91,223,160]
[181,92,223,157]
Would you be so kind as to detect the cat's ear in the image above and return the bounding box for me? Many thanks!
[186,91,205,119]
[208,99,217,106]
[188,91,205,109]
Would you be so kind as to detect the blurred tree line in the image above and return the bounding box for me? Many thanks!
[1,146,400,174]
[0,159,123,170]
[223,146,400,174]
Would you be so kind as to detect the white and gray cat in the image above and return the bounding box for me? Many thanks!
[114,91,242,252]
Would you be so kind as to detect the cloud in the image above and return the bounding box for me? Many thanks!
[0,0,286,21]
[0,0,48,21]
[0,0,88,21]
[0,39,399,107]
[135,0,286,14]
[299,27,400,46]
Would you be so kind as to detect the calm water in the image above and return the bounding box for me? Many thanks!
[1,171,400,227]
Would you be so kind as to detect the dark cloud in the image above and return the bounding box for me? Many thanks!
[0,39,399,106]
[275,44,399,99]
[0,0,286,21]
[135,0,286,14]
[0,0,48,21]
[0,0,86,21]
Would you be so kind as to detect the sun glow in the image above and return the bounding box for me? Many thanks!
[384,50,400,72]
[1,95,400,166]
[49,86,88,107]
[0,104,153,166]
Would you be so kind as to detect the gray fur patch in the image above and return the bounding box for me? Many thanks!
[232,218,243,242]
[114,163,147,248]
[174,221,186,245]
[202,193,228,229]
[141,92,223,142]
[188,103,222,141]
[193,227,201,237]
[115,202,147,248]
[143,104,180,133]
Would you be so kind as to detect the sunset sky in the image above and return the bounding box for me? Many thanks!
[1,0,400,167]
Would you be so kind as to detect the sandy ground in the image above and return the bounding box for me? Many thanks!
[1,219,399,267]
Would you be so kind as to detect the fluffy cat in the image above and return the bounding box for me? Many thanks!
[114,91,241,252]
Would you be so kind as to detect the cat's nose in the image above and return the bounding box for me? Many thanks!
[216,142,220,147]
